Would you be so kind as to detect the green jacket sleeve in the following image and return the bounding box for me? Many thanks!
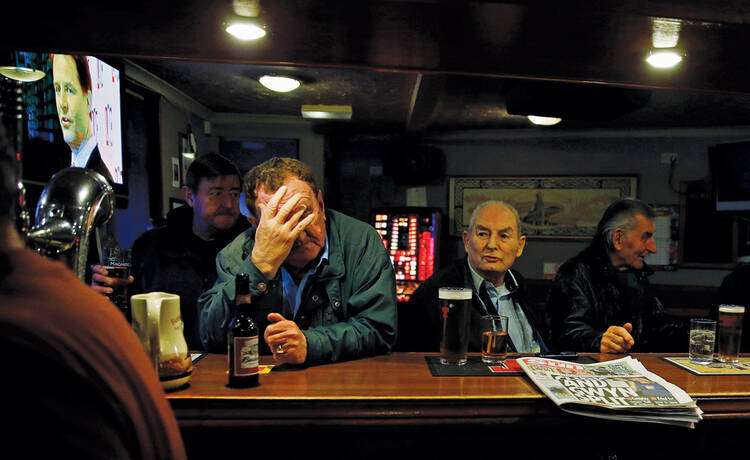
[198,229,280,352]
[302,232,397,364]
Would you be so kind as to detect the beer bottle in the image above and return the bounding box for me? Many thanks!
[228,273,259,387]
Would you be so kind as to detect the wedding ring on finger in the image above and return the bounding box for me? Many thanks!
[276,344,285,354]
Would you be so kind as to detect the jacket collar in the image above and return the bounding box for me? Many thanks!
[309,210,344,281]
[163,205,249,253]
[461,255,520,296]
[584,237,654,280]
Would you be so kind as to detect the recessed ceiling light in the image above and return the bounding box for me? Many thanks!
[301,105,352,120]
[259,75,301,92]
[225,21,266,41]
[646,49,683,69]
[528,115,562,126]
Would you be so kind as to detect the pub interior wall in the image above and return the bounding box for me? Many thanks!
[158,99,219,216]
[327,127,750,286]
[112,65,750,288]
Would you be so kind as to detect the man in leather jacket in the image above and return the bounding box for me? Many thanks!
[407,201,548,353]
[548,199,685,353]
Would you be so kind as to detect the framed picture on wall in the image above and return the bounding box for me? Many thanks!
[646,204,680,270]
[448,176,638,239]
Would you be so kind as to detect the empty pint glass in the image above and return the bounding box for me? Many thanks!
[439,287,473,365]
[718,304,745,363]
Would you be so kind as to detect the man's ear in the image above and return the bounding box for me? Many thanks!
[612,228,624,250]
[247,214,259,227]
[316,189,325,216]
[517,235,527,257]
[182,186,194,207]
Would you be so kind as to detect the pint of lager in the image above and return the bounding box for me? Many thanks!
[718,304,745,363]
[439,287,473,365]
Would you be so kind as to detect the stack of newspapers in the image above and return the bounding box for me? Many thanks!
[516,356,702,428]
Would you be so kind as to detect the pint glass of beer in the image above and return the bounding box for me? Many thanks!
[718,304,745,363]
[439,287,472,365]
[101,247,132,321]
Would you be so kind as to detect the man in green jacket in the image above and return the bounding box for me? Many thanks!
[199,157,397,365]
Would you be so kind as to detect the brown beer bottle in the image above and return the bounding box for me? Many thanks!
[228,273,259,387]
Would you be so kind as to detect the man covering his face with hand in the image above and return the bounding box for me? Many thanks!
[199,157,396,365]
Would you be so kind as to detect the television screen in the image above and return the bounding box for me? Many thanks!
[12,51,125,207]
[709,140,750,211]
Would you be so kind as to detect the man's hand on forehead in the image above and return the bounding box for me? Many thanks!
[257,185,309,219]
[251,185,317,279]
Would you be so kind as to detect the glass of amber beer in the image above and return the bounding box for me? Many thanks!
[439,287,472,365]
[718,304,745,363]
[481,315,509,364]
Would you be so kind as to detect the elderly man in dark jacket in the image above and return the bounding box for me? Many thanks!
[548,199,686,353]
[407,201,548,353]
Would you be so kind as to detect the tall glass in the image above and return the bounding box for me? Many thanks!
[688,318,716,364]
[718,304,745,363]
[439,287,472,365]
[101,247,132,321]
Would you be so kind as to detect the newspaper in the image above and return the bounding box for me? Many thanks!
[516,356,703,428]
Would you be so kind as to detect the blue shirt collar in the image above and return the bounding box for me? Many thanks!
[466,258,516,297]
[280,234,329,318]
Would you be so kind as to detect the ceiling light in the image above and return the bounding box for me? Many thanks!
[528,115,561,126]
[225,21,266,40]
[301,105,353,120]
[646,49,683,69]
[259,75,301,92]
[0,66,46,82]
[651,18,681,49]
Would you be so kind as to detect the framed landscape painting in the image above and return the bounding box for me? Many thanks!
[448,176,638,239]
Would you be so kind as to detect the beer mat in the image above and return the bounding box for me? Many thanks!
[425,355,597,376]
[259,365,274,374]
[190,352,206,364]
[662,357,750,375]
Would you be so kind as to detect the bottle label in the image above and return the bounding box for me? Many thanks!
[233,336,259,376]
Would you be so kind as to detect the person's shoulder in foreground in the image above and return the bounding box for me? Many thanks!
[0,121,184,458]
[1,248,186,459]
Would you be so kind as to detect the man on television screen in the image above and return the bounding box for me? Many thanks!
[51,54,112,183]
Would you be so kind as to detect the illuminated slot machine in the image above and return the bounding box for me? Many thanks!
[372,207,442,303]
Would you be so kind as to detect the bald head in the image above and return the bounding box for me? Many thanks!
[463,201,526,286]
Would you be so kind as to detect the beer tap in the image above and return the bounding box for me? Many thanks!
[27,167,114,281]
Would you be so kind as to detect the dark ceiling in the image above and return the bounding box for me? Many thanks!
[5,0,750,133]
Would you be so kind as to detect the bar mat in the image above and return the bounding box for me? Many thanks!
[662,356,750,375]
[425,355,598,376]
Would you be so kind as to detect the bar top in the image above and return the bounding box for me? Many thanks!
[168,353,750,414]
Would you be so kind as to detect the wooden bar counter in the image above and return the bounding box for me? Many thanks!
[169,353,750,458]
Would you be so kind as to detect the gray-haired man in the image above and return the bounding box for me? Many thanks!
[548,198,685,353]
